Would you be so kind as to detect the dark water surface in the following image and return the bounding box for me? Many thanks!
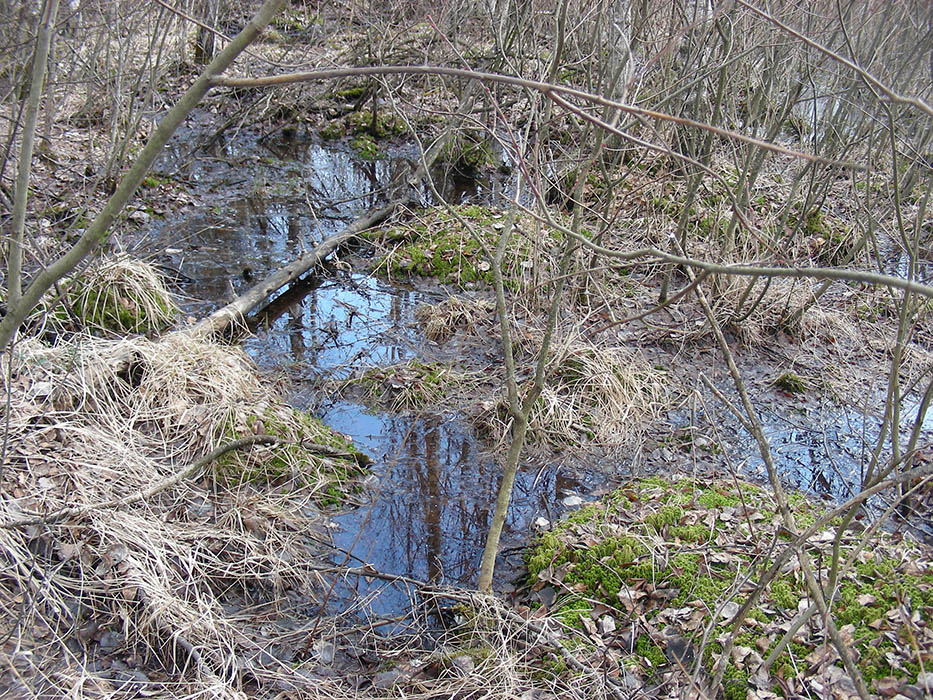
[139,124,930,609]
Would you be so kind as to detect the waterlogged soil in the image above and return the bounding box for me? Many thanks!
[137,120,931,616]
[140,121,604,605]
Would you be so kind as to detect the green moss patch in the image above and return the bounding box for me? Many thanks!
[46,255,176,335]
[347,109,406,139]
[522,477,933,695]
[774,371,807,394]
[317,108,406,154]
[350,133,381,159]
[214,404,369,505]
[372,205,558,288]
[439,134,495,173]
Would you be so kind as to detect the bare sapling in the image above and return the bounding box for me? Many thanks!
[0,0,288,353]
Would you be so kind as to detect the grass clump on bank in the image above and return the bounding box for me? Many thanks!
[476,330,669,450]
[522,476,933,698]
[0,330,369,695]
[36,254,176,335]
[415,295,495,341]
[214,404,370,502]
[342,359,480,412]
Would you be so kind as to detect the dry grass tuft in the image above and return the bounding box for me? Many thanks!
[415,295,494,342]
[0,331,364,698]
[476,329,671,449]
[32,254,177,336]
[343,359,482,413]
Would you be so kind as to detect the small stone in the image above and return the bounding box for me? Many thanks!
[562,495,584,507]
[372,670,403,689]
[664,633,694,666]
[27,381,54,399]
[11,650,33,671]
[315,640,336,665]
[98,630,124,653]
[533,517,550,530]
[718,601,740,620]
[450,655,475,675]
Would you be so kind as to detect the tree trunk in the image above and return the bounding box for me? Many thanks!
[8,0,60,306]
[477,416,529,592]
[194,0,222,64]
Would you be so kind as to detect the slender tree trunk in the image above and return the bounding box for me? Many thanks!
[8,0,60,307]
[477,415,528,592]
[195,0,222,64]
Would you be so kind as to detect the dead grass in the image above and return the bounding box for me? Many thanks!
[0,331,369,698]
[476,327,671,450]
[28,254,177,337]
[415,295,494,342]
[342,359,483,413]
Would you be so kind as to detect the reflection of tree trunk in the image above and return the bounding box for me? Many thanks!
[287,305,305,360]
[389,291,402,364]
[195,0,222,65]
[423,418,442,582]
[394,421,420,572]
[307,289,320,365]
[283,214,306,359]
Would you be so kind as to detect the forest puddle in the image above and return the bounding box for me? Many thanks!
[240,271,603,605]
[140,127,929,609]
[142,128,602,604]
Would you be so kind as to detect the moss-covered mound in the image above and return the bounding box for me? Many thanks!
[319,108,407,158]
[215,404,370,505]
[524,476,933,700]
[342,359,480,413]
[372,205,561,288]
[41,254,176,335]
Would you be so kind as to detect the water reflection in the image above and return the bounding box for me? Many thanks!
[244,274,424,377]
[320,403,591,612]
[146,131,495,317]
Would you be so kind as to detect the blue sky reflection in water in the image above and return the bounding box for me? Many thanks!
[320,403,588,612]
[245,274,424,379]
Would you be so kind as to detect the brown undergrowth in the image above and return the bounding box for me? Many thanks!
[0,329,371,698]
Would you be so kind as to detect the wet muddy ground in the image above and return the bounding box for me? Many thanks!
[134,118,931,617]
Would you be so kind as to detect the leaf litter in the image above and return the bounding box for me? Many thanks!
[518,475,933,700]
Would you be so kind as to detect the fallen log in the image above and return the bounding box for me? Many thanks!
[186,203,395,340]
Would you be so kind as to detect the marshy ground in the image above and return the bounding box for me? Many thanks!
[1,2,932,699]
